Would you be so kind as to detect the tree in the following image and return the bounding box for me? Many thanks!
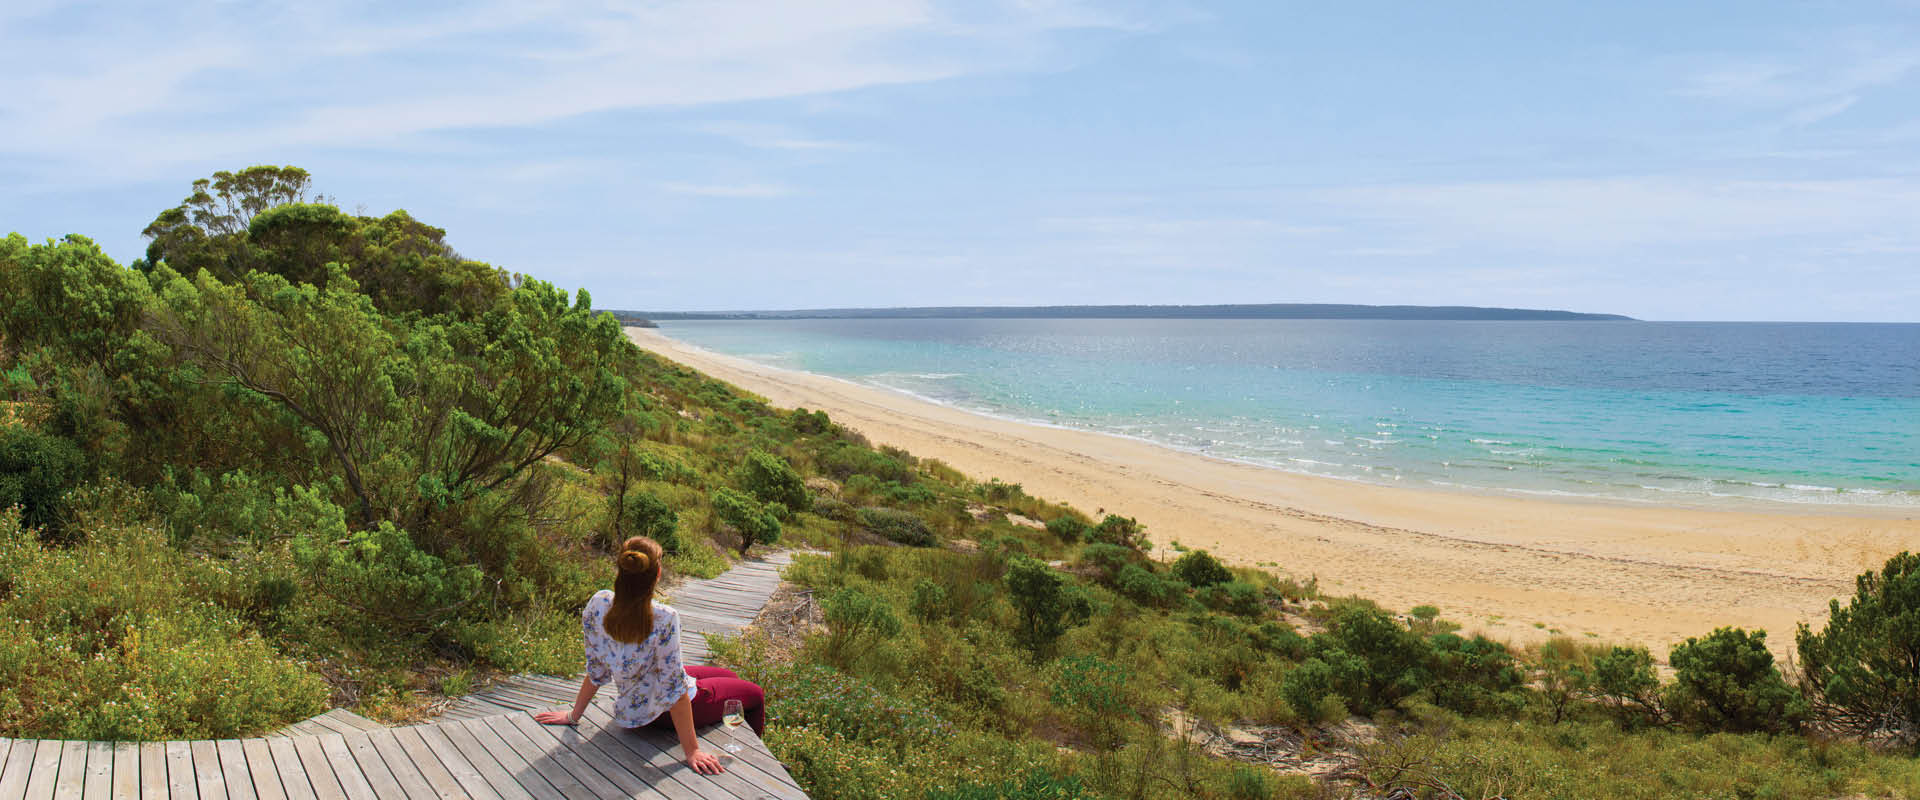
[712,488,780,556]
[142,166,319,279]
[734,449,807,513]
[1797,551,1920,746]
[1171,549,1232,587]
[1587,645,1666,728]
[1666,627,1805,734]
[1305,606,1433,715]
[1005,555,1091,657]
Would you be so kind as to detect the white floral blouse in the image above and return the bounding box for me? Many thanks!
[581,590,698,728]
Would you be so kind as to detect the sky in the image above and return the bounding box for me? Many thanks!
[3,1,1920,322]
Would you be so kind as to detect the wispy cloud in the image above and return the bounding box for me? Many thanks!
[659,182,794,198]
[690,121,858,151]
[0,0,1130,175]
[1676,37,1920,127]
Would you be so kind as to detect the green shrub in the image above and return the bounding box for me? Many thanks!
[294,517,485,632]
[1198,580,1264,617]
[789,407,831,435]
[610,488,681,553]
[1044,516,1089,544]
[856,506,935,547]
[735,449,808,512]
[1798,551,1920,746]
[1089,514,1146,549]
[1666,627,1806,734]
[1050,655,1132,749]
[1280,659,1346,723]
[910,578,950,623]
[1171,549,1232,588]
[929,771,1096,799]
[1427,633,1524,715]
[712,487,781,555]
[1115,564,1183,608]
[766,662,951,745]
[822,586,902,669]
[1005,556,1090,657]
[1588,645,1665,728]
[1307,606,1433,715]
[0,427,85,533]
[1076,542,1136,582]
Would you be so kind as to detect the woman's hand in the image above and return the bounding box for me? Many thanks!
[533,710,578,726]
[686,749,724,775]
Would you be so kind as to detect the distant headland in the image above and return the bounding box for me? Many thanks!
[613,303,1636,322]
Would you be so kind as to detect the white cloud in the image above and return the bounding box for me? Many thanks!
[1675,38,1920,126]
[690,121,858,151]
[658,182,794,198]
[0,0,1130,174]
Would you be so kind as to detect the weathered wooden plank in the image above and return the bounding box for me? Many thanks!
[498,717,629,800]
[240,740,286,800]
[136,744,166,800]
[162,742,195,800]
[323,713,385,734]
[470,717,591,800]
[288,736,347,800]
[0,740,34,800]
[215,741,257,800]
[20,740,62,800]
[48,740,85,800]
[78,742,110,800]
[437,723,543,800]
[356,732,430,800]
[508,719,668,800]
[703,729,803,798]
[340,733,407,800]
[384,729,471,800]
[314,736,375,800]
[191,739,230,800]
[107,743,136,800]
[409,727,509,800]
[553,726,701,800]
[266,736,319,800]
[574,705,753,800]
[304,716,360,738]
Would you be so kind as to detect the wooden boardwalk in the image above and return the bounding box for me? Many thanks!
[0,552,807,800]
[433,552,796,722]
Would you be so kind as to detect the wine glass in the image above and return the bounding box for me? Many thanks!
[722,699,746,754]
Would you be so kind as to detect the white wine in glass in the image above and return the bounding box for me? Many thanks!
[722,699,745,754]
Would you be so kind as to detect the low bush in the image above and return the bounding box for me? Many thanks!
[0,426,85,533]
[1666,627,1806,734]
[855,506,935,547]
[1044,516,1090,544]
[1172,549,1232,588]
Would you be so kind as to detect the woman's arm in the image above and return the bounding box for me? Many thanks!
[669,694,723,775]
[534,675,598,725]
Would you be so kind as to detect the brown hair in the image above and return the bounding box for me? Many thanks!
[603,536,664,644]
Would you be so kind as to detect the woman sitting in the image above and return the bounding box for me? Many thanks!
[535,536,768,775]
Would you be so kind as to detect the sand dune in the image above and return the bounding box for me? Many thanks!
[628,327,1920,657]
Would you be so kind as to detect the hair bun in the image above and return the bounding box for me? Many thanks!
[617,549,652,574]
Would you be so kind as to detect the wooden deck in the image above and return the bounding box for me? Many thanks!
[433,552,797,722]
[0,552,808,800]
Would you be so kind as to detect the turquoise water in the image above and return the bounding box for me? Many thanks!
[660,319,1920,511]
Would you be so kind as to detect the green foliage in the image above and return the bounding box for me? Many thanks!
[713,487,781,555]
[1076,542,1137,581]
[1114,564,1184,608]
[1427,633,1524,715]
[910,578,950,623]
[1587,645,1665,728]
[1005,556,1090,657]
[1044,516,1089,544]
[1089,514,1147,549]
[736,449,808,513]
[1797,550,1920,746]
[611,488,680,553]
[290,492,484,631]
[1280,658,1346,723]
[855,506,935,547]
[1666,627,1806,734]
[0,505,327,739]
[1305,606,1432,715]
[927,772,1096,800]
[822,586,903,669]
[1171,549,1232,588]
[789,407,832,435]
[1196,580,1263,617]
[0,427,85,532]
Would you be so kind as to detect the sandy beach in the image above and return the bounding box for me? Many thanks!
[628,326,1920,656]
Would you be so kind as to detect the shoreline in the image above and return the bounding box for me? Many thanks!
[627,326,1920,656]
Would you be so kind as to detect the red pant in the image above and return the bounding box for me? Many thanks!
[645,666,766,735]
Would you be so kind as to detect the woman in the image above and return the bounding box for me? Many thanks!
[534,536,768,776]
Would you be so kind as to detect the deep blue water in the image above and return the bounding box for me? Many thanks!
[660,319,1920,510]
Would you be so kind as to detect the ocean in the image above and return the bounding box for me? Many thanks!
[658,319,1920,511]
